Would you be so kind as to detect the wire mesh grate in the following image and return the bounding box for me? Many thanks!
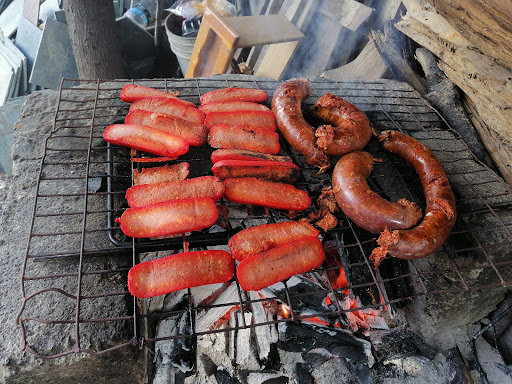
[17,76,512,359]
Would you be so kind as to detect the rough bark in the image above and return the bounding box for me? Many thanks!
[427,0,512,72]
[414,48,496,169]
[64,0,125,80]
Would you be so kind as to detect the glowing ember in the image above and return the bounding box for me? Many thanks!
[280,304,291,319]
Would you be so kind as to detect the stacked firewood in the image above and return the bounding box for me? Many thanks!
[396,0,512,185]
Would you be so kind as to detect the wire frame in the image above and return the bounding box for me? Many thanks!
[16,76,512,359]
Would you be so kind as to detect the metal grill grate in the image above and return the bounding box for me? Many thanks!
[17,76,512,359]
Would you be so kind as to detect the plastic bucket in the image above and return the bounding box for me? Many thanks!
[165,14,196,75]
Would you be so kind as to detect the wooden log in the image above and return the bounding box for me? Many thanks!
[395,12,512,114]
[414,47,495,168]
[396,11,512,184]
[372,29,427,95]
[441,62,512,184]
[426,0,512,72]
[463,92,512,181]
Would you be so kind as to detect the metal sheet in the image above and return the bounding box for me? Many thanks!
[29,18,78,90]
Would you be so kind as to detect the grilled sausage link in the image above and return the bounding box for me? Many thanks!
[314,93,372,156]
[370,131,456,267]
[272,79,331,171]
[332,151,422,234]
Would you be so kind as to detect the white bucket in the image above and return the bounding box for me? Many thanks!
[165,14,196,75]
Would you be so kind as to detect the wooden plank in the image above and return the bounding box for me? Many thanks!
[425,0,512,71]
[292,12,344,77]
[224,14,303,47]
[22,0,38,26]
[185,8,240,78]
[450,65,512,185]
[293,0,317,32]
[249,0,271,15]
[0,52,14,106]
[372,0,403,29]
[266,0,285,15]
[396,11,512,184]
[320,0,374,32]
[321,39,391,81]
[254,40,300,79]
[236,0,271,68]
[401,0,434,13]
[187,8,302,78]
[251,0,307,77]
[396,11,512,107]
[234,0,285,70]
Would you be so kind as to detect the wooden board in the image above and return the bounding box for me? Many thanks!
[185,9,240,78]
[401,0,434,13]
[321,39,391,81]
[186,7,302,79]
[0,0,23,37]
[426,0,512,71]
[372,0,403,29]
[320,0,374,31]
[280,11,344,78]
[224,14,304,47]
[396,11,512,108]
[252,0,309,79]
[396,10,512,184]
[254,40,300,79]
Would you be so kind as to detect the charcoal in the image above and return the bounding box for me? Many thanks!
[473,336,512,384]
[370,330,437,361]
[304,349,375,384]
[246,372,288,384]
[277,322,370,363]
[444,347,473,384]
[295,363,313,384]
[482,292,512,365]
[199,354,217,377]
[153,311,195,383]
[303,348,335,369]
[376,355,452,383]
[262,275,338,325]
[87,174,105,192]
[262,343,281,372]
[215,366,242,384]
[262,375,289,384]
[309,357,359,384]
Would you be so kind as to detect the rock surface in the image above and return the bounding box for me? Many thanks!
[0,89,144,383]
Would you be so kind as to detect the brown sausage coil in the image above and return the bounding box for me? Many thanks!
[313,93,372,156]
[332,151,422,234]
[370,130,457,267]
[272,79,331,171]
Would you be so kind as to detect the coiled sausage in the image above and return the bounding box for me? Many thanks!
[272,79,331,171]
[370,131,456,267]
[314,93,372,156]
[332,151,422,234]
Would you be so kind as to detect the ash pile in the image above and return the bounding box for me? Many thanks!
[140,255,512,384]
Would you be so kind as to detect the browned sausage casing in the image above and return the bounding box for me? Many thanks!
[370,131,457,267]
[332,151,422,234]
[272,79,331,170]
[314,93,372,156]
